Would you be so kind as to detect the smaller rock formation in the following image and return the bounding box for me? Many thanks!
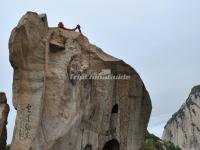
[162,85,200,150]
[0,92,10,149]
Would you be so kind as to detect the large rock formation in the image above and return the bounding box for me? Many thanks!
[0,92,10,149]
[162,85,200,150]
[9,12,152,150]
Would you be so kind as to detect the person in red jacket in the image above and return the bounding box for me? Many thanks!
[58,22,81,33]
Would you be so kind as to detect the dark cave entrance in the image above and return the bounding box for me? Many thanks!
[102,139,120,150]
[111,104,118,114]
[84,144,92,150]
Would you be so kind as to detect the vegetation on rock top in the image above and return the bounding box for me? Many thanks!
[141,131,181,150]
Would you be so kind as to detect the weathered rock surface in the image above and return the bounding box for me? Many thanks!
[162,85,200,150]
[9,12,152,150]
[0,92,10,149]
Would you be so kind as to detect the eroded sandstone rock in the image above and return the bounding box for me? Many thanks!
[162,85,200,150]
[9,12,152,150]
[0,92,10,149]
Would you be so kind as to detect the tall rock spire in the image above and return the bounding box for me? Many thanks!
[9,11,152,150]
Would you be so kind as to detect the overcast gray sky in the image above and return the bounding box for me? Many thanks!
[1,0,200,144]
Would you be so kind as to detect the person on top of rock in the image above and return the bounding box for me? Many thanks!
[58,22,82,33]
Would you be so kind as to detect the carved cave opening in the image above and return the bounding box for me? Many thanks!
[84,144,92,150]
[111,104,118,114]
[103,139,120,150]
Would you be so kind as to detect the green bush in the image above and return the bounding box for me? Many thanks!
[5,145,10,150]
[140,131,181,150]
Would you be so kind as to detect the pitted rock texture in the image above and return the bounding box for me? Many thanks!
[9,12,152,150]
[0,92,10,149]
[162,85,200,150]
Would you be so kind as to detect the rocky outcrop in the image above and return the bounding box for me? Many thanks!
[162,85,200,150]
[9,12,152,150]
[0,92,10,149]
